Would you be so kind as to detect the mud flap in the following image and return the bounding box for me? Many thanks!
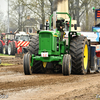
[0,59,1,64]
[90,46,98,73]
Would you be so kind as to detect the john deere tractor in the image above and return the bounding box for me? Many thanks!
[23,12,89,75]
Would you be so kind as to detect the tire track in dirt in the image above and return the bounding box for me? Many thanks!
[2,74,100,100]
[0,56,100,100]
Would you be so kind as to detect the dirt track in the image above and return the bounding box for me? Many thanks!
[0,57,100,100]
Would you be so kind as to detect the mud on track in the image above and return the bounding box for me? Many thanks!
[0,56,100,100]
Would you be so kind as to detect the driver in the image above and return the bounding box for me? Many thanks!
[56,18,65,41]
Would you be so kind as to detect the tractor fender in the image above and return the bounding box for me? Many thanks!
[0,40,5,46]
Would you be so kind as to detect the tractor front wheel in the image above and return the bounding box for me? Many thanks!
[8,42,16,55]
[23,53,32,75]
[62,54,72,75]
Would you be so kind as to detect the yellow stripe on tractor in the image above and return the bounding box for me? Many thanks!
[43,62,47,68]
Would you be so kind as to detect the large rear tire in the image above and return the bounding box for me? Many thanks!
[8,42,16,55]
[70,36,89,75]
[27,35,44,73]
[28,35,39,55]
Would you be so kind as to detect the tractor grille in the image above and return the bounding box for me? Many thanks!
[39,33,52,51]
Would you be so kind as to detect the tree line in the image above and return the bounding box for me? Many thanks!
[0,0,100,33]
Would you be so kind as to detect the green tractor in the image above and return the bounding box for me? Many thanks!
[23,12,89,75]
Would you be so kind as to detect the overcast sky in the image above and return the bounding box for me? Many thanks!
[0,0,7,16]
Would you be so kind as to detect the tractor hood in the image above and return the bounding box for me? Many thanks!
[38,30,60,55]
[39,30,60,37]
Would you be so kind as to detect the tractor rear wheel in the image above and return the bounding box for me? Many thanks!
[62,54,72,75]
[0,41,3,53]
[28,35,39,55]
[23,53,32,75]
[8,42,16,55]
[70,36,89,75]
[27,35,45,73]
[3,45,8,54]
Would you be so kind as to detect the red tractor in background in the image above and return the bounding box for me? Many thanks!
[0,32,15,54]
[14,32,30,57]
[0,32,30,56]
